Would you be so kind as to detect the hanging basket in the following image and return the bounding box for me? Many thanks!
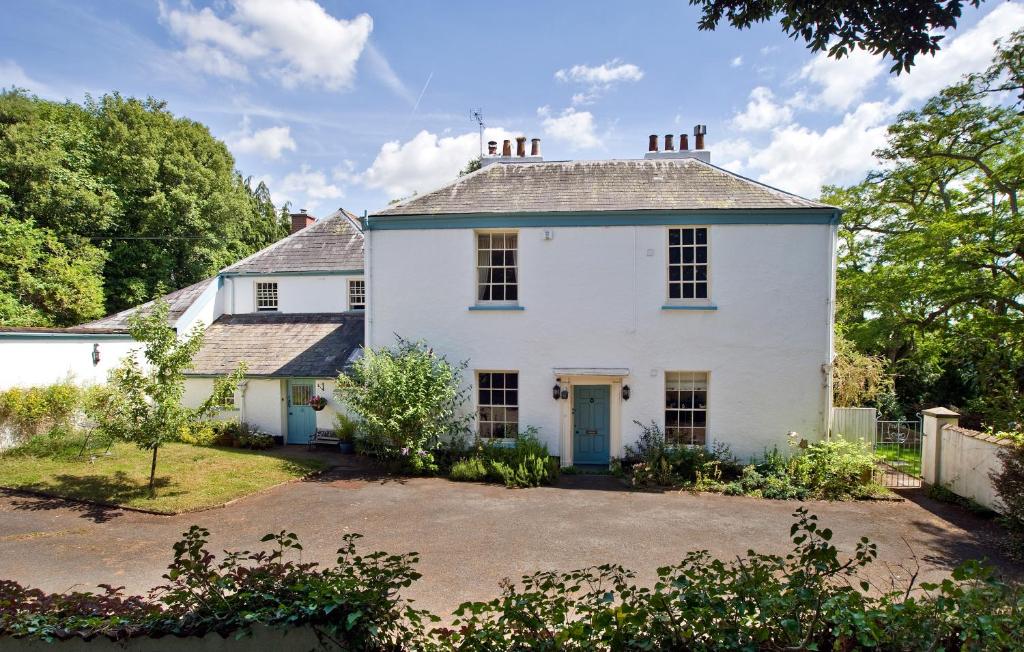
[308,396,328,412]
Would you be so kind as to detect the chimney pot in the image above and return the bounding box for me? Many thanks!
[530,138,541,157]
[487,140,498,155]
[664,134,674,151]
[694,124,707,150]
[300,208,307,214]
[502,139,512,156]
[515,136,527,157]
[680,134,689,150]
[648,134,658,152]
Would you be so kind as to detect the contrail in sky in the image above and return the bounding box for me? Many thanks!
[411,71,433,114]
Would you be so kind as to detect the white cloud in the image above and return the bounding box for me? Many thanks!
[275,164,346,211]
[360,127,516,199]
[730,56,743,67]
[555,59,644,85]
[731,87,793,131]
[799,49,885,111]
[889,1,1024,109]
[744,102,893,197]
[159,0,373,90]
[227,119,297,160]
[537,106,602,149]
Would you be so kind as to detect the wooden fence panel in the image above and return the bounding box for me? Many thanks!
[831,407,877,440]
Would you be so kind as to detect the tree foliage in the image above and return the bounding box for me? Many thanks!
[828,29,1024,428]
[831,331,895,409]
[93,300,244,492]
[689,0,984,73]
[0,90,287,326]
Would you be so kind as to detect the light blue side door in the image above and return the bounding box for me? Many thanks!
[573,385,611,465]
[286,379,316,444]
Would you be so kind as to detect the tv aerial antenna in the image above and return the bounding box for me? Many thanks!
[470,108,484,156]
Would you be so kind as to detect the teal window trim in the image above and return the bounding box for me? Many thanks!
[661,304,718,311]
[365,209,840,231]
[0,333,133,340]
[468,305,525,311]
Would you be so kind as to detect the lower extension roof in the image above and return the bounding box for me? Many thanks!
[186,312,364,378]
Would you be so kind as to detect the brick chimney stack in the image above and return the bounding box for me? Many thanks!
[290,209,315,234]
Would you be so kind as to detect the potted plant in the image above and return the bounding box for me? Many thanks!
[308,395,328,412]
[335,414,358,454]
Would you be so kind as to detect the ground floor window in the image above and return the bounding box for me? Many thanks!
[665,371,708,445]
[477,371,518,439]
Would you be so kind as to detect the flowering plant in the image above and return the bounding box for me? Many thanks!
[308,395,328,411]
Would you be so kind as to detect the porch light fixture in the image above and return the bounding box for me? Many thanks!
[622,384,631,401]
[552,383,561,400]
[560,388,569,400]
[91,343,100,366]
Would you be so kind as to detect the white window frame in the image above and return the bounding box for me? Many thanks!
[666,226,711,304]
[476,370,519,439]
[474,230,519,306]
[664,371,709,446]
[255,281,279,312]
[348,279,366,310]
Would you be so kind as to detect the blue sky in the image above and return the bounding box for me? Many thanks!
[2,1,1022,216]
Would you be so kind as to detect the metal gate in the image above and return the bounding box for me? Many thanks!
[874,419,923,488]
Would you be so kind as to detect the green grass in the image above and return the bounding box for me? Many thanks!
[875,443,922,477]
[0,442,325,514]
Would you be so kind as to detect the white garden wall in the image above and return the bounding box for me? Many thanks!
[0,336,142,390]
[922,408,1007,513]
[367,222,835,462]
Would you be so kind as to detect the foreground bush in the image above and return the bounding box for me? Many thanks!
[450,430,559,488]
[3,510,1021,650]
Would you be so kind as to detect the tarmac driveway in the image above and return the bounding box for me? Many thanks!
[0,464,1019,617]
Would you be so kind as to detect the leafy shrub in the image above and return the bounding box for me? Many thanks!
[449,457,488,482]
[622,420,739,488]
[734,439,882,501]
[0,382,85,442]
[336,337,471,469]
[333,413,359,443]
[0,528,431,645]
[237,430,274,450]
[177,422,216,446]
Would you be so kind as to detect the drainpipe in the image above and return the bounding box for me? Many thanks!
[364,211,373,350]
[823,213,839,439]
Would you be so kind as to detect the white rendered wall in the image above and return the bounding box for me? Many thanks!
[0,338,142,390]
[183,377,287,437]
[223,275,364,314]
[368,223,834,461]
[174,278,222,334]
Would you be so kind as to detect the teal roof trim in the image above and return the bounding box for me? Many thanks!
[365,210,840,231]
[0,332,133,340]
[220,269,364,278]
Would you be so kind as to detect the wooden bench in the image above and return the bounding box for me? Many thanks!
[308,429,340,450]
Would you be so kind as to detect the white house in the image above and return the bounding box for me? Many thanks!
[0,130,839,462]
[364,133,839,462]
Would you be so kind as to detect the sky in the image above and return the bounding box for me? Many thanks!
[2,0,1022,216]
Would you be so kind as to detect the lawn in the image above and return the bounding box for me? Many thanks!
[875,442,922,477]
[0,443,326,514]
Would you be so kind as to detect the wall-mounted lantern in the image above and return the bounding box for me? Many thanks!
[560,387,569,400]
[91,343,101,366]
[622,384,631,401]
[552,383,561,400]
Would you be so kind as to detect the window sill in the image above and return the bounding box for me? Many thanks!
[468,305,525,311]
[661,304,718,311]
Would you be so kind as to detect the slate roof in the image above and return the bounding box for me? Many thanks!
[372,158,833,217]
[222,209,364,274]
[186,313,364,378]
[67,278,216,333]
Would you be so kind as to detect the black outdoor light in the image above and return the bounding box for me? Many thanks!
[91,343,101,366]
[552,383,561,400]
[560,388,569,400]
[622,384,631,401]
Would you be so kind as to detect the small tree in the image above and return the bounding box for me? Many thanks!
[335,337,470,466]
[832,332,895,409]
[93,300,244,492]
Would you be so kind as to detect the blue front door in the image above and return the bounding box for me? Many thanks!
[573,385,610,465]
[287,379,317,444]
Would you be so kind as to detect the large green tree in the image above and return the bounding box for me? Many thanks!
[0,91,287,325]
[827,30,1023,427]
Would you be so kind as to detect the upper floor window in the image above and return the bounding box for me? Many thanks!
[665,371,708,446]
[477,232,518,303]
[348,279,366,310]
[668,227,708,301]
[477,371,519,439]
[255,281,278,312]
